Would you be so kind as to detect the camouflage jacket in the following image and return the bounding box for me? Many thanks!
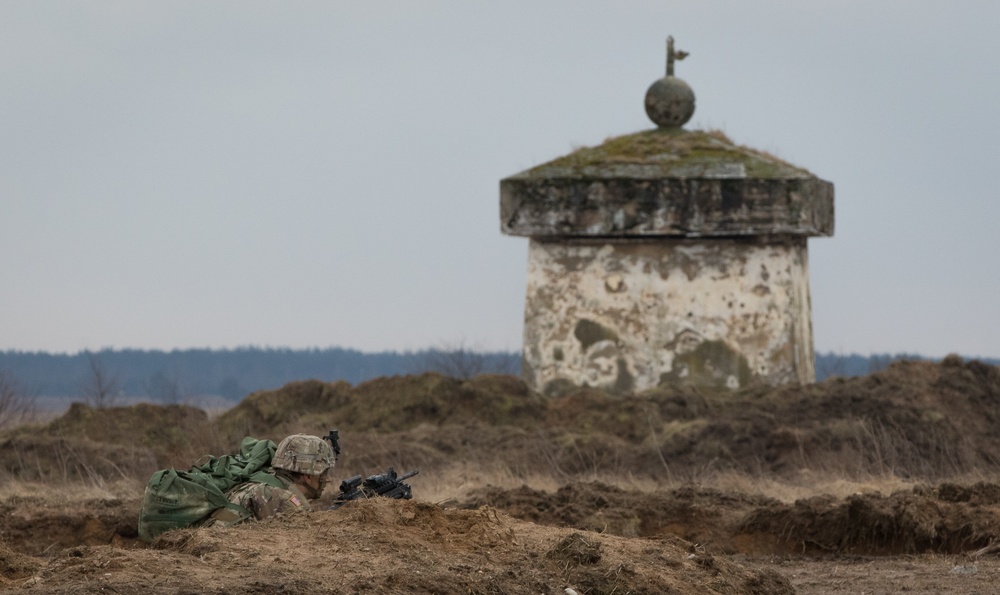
[206,472,310,527]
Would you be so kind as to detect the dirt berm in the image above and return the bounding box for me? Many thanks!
[1,355,1000,593]
[8,355,998,480]
[1,498,793,594]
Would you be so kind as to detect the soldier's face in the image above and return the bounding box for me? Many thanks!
[300,473,325,499]
[317,472,332,495]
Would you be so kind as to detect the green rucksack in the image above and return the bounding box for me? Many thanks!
[137,436,284,542]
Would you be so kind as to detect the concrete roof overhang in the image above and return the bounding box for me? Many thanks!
[500,128,834,239]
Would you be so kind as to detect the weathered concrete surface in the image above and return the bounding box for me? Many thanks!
[501,129,833,238]
[502,126,832,394]
[521,237,815,395]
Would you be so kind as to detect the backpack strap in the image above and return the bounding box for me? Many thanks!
[248,470,287,489]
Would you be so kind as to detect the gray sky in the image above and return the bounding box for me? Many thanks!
[2,1,998,359]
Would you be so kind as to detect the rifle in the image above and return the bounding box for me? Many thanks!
[330,467,419,509]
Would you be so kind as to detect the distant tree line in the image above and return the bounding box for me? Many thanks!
[0,346,521,406]
[0,348,996,414]
[814,351,998,380]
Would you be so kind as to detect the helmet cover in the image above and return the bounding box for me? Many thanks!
[271,434,336,476]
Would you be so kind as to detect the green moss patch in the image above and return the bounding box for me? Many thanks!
[520,128,813,180]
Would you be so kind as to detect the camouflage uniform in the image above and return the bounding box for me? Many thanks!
[206,473,311,526]
[206,434,335,527]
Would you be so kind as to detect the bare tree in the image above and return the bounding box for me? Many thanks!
[417,339,520,380]
[80,352,122,408]
[0,369,36,429]
[144,369,188,404]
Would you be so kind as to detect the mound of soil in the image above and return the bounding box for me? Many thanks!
[0,400,223,483]
[2,499,792,595]
[458,482,777,549]
[207,357,1000,480]
[3,357,1000,592]
[0,435,158,483]
[213,374,546,440]
[6,477,1000,573]
[9,357,998,482]
[457,480,1000,557]
[0,496,140,556]
[740,481,1000,555]
[0,541,40,588]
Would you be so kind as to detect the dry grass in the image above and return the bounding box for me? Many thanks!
[5,438,997,516]
[0,460,934,511]
[0,478,144,505]
[698,469,920,503]
[1,418,995,511]
[404,461,965,507]
[4,359,1000,515]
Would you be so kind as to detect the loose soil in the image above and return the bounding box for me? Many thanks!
[3,356,1000,593]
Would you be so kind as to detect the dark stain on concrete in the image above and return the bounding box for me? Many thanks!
[661,340,753,390]
[574,319,619,352]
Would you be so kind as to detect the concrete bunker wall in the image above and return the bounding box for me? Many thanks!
[521,236,814,395]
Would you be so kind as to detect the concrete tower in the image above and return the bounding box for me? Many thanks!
[500,38,834,396]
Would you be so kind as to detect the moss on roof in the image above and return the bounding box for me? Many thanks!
[514,128,817,180]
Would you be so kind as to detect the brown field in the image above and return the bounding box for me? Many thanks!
[3,356,1000,593]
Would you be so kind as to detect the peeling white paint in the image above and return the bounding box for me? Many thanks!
[521,238,815,394]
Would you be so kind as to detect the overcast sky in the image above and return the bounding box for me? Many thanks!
[2,1,998,359]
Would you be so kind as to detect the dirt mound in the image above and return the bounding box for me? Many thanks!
[740,482,1000,555]
[37,402,222,469]
[4,357,1000,592]
[1,496,140,557]
[214,373,546,442]
[7,478,1000,564]
[0,402,223,480]
[724,356,1000,477]
[569,357,1000,481]
[201,358,1000,483]
[458,482,777,549]
[21,357,997,483]
[0,435,158,483]
[458,480,1000,557]
[0,541,41,588]
[3,498,792,595]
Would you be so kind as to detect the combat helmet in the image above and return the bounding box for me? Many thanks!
[272,434,336,476]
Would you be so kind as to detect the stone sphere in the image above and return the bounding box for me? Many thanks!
[644,76,695,128]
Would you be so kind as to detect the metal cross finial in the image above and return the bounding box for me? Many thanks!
[666,36,689,77]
